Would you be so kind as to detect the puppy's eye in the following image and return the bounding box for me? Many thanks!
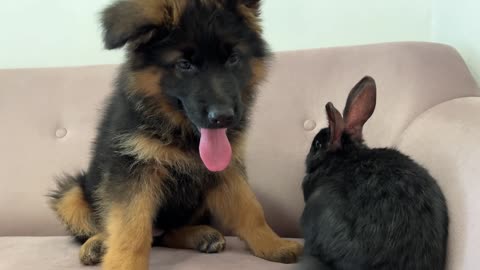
[176,59,196,72]
[314,140,322,149]
[226,53,240,66]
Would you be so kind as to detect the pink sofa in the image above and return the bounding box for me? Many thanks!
[1,42,479,269]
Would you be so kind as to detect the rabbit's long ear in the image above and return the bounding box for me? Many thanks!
[343,76,376,141]
[326,102,344,150]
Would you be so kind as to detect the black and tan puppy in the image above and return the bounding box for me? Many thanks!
[48,0,302,269]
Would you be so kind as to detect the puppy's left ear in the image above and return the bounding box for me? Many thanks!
[101,0,186,50]
[239,0,261,15]
[233,0,262,32]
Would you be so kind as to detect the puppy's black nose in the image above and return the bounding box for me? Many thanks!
[207,107,235,127]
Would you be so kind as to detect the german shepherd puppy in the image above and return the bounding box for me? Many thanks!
[48,0,302,269]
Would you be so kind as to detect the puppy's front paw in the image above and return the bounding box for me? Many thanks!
[80,236,105,265]
[159,225,226,253]
[195,229,226,253]
[252,238,303,264]
[102,250,149,270]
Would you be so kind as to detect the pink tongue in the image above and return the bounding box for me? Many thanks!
[199,128,232,172]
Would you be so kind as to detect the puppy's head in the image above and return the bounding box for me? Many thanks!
[102,0,270,171]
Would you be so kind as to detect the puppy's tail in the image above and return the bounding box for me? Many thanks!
[48,172,97,243]
[298,255,333,270]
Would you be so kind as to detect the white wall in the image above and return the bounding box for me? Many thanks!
[432,0,480,82]
[0,0,432,69]
[263,0,431,51]
[0,0,122,68]
[0,0,477,84]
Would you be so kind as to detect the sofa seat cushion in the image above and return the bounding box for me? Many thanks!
[0,236,302,270]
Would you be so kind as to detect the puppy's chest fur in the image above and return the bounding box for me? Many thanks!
[153,165,219,230]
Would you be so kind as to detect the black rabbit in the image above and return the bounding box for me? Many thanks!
[299,76,448,270]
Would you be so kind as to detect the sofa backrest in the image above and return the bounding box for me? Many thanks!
[0,42,478,237]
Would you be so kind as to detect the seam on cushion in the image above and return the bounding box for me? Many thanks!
[393,96,480,147]
[275,41,458,54]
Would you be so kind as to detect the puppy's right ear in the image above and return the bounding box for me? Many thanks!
[101,0,186,50]
[326,102,345,151]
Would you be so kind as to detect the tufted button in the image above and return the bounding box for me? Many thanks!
[303,120,316,131]
[55,128,68,138]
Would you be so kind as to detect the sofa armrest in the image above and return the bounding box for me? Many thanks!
[395,97,480,270]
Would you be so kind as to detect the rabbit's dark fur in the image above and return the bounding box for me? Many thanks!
[300,77,448,270]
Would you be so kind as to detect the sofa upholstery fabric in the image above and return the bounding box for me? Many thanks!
[0,42,479,269]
